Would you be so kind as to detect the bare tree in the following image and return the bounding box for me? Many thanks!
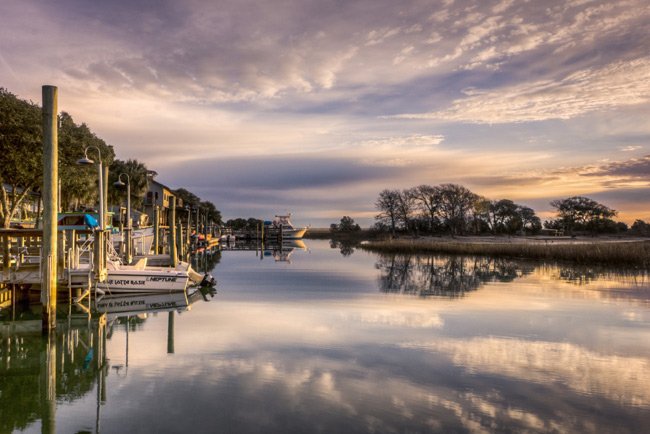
[375,189,401,234]
[437,184,479,235]
[411,185,442,234]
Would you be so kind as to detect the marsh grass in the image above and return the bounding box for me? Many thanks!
[360,238,650,267]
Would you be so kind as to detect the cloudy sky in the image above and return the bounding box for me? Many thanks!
[1,0,649,226]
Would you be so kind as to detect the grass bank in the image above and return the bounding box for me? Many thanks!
[359,237,650,267]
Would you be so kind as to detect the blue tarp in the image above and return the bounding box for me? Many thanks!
[84,214,99,229]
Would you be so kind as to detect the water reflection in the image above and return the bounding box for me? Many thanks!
[0,316,107,433]
[192,246,222,273]
[0,287,213,433]
[376,253,650,298]
[3,241,650,433]
[377,254,534,297]
[221,239,308,263]
[329,239,357,256]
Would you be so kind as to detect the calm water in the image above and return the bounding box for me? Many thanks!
[2,239,650,433]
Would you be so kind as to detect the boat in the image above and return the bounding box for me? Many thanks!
[100,258,214,294]
[266,214,308,239]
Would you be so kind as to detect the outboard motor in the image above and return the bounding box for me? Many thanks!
[200,273,217,287]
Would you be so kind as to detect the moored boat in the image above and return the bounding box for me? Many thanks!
[266,214,308,239]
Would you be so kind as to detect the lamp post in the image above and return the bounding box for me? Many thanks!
[77,146,104,230]
[114,173,131,264]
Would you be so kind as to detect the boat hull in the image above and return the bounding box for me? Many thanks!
[282,227,308,239]
[103,271,189,293]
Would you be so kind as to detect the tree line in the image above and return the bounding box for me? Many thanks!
[374,184,635,236]
[0,87,222,227]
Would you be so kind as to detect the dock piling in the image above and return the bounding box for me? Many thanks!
[41,85,58,333]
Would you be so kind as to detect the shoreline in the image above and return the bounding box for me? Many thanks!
[357,236,650,267]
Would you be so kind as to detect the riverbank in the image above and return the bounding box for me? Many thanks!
[359,236,650,266]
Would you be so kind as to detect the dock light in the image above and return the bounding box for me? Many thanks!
[77,146,104,230]
[114,173,132,263]
[113,173,130,216]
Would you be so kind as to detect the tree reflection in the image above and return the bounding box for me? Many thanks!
[376,254,534,297]
[0,318,107,433]
[329,239,357,257]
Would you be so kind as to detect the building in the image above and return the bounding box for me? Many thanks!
[144,180,177,227]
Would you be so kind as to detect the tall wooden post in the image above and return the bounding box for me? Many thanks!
[185,209,191,254]
[102,166,109,230]
[41,85,58,333]
[153,207,160,255]
[169,196,177,267]
[177,222,184,259]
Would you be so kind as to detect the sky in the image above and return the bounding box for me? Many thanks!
[1,0,649,227]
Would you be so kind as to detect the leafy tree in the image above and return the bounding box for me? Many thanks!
[630,219,650,236]
[58,111,115,211]
[200,200,223,225]
[225,217,262,231]
[518,205,542,234]
[174,188,201,209]
[375,189,401,234]
[0,88,42,227]
[332,216,360,232]
[550,196,616,234]
[108,158,151,210]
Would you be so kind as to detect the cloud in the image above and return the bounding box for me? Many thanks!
[392,59,650,123]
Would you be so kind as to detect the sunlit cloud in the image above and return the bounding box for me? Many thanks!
[392,59,650,124]
[1,0,649,223]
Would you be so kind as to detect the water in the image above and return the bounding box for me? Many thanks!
[2,239,650,433]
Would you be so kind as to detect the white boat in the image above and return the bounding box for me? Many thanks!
[100,258,209,294]
[268,214,308,239]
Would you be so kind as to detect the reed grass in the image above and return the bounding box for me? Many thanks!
[360,238,650,267]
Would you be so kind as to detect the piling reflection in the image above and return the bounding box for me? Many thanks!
[376,254,534,297]
[0,286,214,433]
[0,316,107,434]
[221,239,308,263]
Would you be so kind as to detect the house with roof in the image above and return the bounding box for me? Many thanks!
[144,180,178,227]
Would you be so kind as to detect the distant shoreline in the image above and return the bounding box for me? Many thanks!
[304,230,650,266]
[358,236,650,267]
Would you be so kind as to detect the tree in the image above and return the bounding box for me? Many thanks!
[333,216,360,232]
[200,200,223,225]
[0,88,43,227]
[550,196,616,234]
[396,189,417,232]
[58,111,115,211]
[437,184,479,235]
[411,185,442,234]
[375,189,401,234]
[518,205,542,234]
[108,158,151,210]
[630,219,650,236]
[174,188,202,209]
